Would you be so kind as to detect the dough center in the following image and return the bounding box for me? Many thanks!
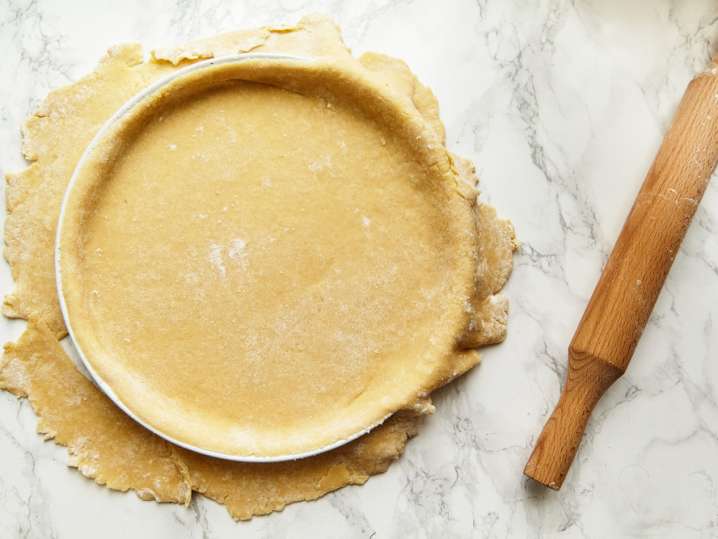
[79,80,462,439]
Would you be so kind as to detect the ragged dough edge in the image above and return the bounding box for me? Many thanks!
[3,43,155,338]
[151,15,352,65]
[0,319,421,521]
[0,320,191,504]
[359,52,446,144]
[151,29,271,65]
[352,54,514,355]
[453,156,517,350]
[457,202,517,349]
[177,412,420,521]
[1,15,515,520]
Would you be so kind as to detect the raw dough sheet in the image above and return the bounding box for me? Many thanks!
[1,15,516,520]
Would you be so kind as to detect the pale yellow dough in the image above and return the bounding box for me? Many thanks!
[0,320,421,519]
[1,15,516,519]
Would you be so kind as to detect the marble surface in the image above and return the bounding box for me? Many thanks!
[1,0,718,537]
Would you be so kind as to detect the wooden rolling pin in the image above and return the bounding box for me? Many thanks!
[524,56,718,490]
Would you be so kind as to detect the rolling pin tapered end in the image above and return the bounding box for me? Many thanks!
[523,351,623,490]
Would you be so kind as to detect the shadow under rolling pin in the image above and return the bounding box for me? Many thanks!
[524,55,718,490]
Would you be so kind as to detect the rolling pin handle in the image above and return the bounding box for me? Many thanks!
[524,348,623,489]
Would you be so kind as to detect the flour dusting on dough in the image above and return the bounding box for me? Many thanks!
[208,243,226,278]
[228,238,247,260]
[1,14,515,522]
[308,154,332,172]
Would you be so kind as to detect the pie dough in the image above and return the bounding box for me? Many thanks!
[1,320,421,519]
[57,54,480,459]
[1,16,516,519]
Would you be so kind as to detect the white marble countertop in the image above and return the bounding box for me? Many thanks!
[1,1,717,537]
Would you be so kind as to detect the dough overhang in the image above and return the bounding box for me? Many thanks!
[1,15,516,520]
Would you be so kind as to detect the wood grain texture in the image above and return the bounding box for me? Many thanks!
[524,61,718,490]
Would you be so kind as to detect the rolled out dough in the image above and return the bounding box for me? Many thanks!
[1,15,516,520]
[59,55,480,457]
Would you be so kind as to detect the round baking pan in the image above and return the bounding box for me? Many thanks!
[55,53,476,462]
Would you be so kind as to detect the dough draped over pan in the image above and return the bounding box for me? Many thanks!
[1,320,423,519]
[1,15,516,520]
